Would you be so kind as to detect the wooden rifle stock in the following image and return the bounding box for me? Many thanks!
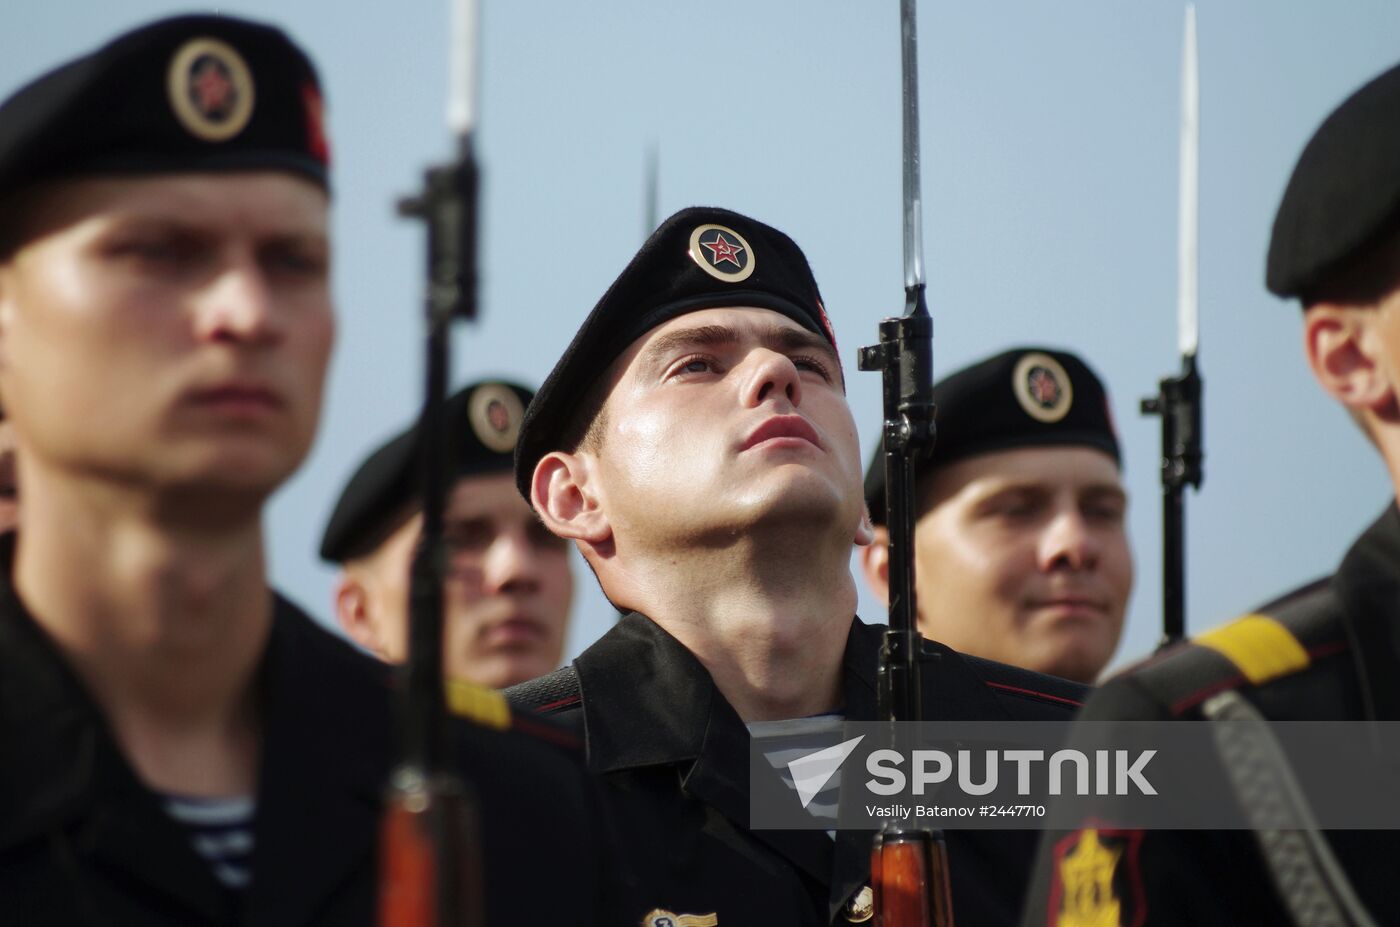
[871,830,953,927]
[379,771,483,927]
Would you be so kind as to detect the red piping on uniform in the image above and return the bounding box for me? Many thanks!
[512,715,582,751]
[1171,638,1349,716]
[537,694,582,713]
[984,681,1083,708]
[1308,640,1348,660]
[1170,674,1244,716]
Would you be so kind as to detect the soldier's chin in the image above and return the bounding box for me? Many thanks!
[735,473,848,523]
[147,453,300,519]
[1036,636,1116,684]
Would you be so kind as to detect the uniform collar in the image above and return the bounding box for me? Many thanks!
[572,611,719,772]
[0,533,388,925]
[572,611,1011,921]
[240,593,390,927]
[0,532,236,921]
[1334,502,1400,721]
[574,613,855,897]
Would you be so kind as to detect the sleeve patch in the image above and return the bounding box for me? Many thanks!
[1046,828,1145,927]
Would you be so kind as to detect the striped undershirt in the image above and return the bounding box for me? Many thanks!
[747,712,847,837]
[162,794,256,891]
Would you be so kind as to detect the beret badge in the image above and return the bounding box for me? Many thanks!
[167,36,255,142]
[1013,351,1074,423]
[688,223,755,283]
[468,383,525,453]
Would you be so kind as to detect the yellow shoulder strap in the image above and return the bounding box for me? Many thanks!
[444,679,511,730]
[1195,613,1310,686]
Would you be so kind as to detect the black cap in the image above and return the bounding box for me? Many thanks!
[1267,61,1400,299]
[514,206,838,500]
[864,347,1120,524]
[320,381,533,563]
[0,14,329,203]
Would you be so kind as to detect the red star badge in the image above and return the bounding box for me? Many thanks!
[1029,368,1060,406]
[192,58,234,114]
[701,232,745,269]
[486,400,510,434]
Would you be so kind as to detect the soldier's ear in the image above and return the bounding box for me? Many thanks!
[532,450,612,545]
[334,573,388,658]
[857,523,891,607]
[1303,303,1396,419]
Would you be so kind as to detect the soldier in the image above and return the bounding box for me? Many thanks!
[320,380,573,688]
[1023,60,1400,926]
[0,16,613,925]
[508,206,1088,926]
[858,348,1132,684]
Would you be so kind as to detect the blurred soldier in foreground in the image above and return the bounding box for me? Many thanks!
[859,347,1132,683]
[321,379,573,688]
[1024,61,1400,926]
[0,16,612,925]
[508,206,1087,926]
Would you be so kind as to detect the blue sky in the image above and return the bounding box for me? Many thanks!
[3,1,1396,674]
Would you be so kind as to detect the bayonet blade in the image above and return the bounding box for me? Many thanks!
[448,0,480,138]
[901,0,925,293]
[1178,3,1199,357]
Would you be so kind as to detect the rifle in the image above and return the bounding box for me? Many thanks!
[1141,3,1204,649]
[378,1,484,923]
[857,0,952,922]
[643,144,659,241]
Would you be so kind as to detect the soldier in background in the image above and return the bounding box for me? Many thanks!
[320,379,573,688]
[859,347,1132,683]
[1023,60,1400,926]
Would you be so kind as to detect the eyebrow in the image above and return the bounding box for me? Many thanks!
[974,480,1127,503]
[105,212,328,246]
[639,321,840,377]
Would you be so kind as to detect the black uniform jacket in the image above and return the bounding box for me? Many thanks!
[0,543,614,927]
[1022,504,1400,927]
[509,611,1088,927]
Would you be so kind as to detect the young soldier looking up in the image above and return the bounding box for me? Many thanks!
[509,206,1088,926]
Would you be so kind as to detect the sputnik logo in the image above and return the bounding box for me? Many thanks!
[787,735,865,809]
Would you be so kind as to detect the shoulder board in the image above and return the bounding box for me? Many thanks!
[504,665,582,715]
[1129,577,1346,716]
[447,676,584,752]
[960,653,1089,710]
[445,678,511,730]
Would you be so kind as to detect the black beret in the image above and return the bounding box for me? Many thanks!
[864,347,1120,524]
[320,381,533,563]
[0,14,328,203]
[1267,61,1400,299]
[514,205,838,500]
